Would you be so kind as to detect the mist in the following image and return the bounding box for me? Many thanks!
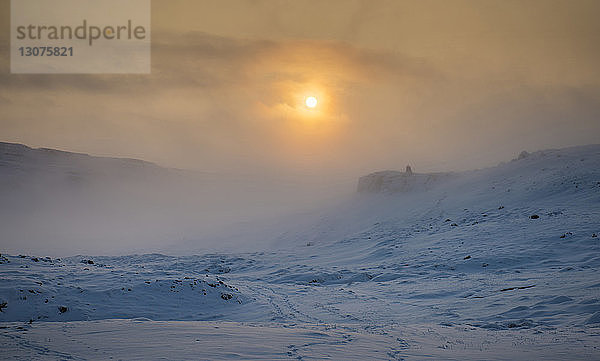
[1,0,600,255]
[0,143,356,256]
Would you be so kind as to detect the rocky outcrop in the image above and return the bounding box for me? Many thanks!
[357,168,452,193]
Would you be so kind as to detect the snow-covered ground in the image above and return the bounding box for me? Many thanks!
[2,319,597,360]
[1,144,599,359]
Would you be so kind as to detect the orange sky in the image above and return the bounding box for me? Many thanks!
[1,0,599,178]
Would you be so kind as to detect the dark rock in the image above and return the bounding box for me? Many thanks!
[220,293,233,301]
[58,306,68,313]
[357,170,452,193]
[463,255,471,260]
[517,150,530,160]
[500,285,535,292]
[0,302,7,312]
[529,214,539,219]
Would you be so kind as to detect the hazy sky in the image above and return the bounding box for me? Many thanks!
[1,0,599,179]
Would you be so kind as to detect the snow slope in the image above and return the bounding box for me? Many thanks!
[1,144,599,359]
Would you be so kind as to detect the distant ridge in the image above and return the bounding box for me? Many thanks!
[0,141,160,168]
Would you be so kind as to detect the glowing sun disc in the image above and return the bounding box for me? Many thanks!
[305,96,318,108]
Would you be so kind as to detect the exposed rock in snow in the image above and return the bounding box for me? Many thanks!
[518,150,530,160]
[357,169,452,193]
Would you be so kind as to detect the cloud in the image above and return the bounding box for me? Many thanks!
[0,28,599,178]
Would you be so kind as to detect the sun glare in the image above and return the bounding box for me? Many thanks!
[305,96,318,108]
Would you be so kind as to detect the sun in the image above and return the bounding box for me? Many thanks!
[305,96,318,108]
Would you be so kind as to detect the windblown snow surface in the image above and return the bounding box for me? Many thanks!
[1,144,600,360]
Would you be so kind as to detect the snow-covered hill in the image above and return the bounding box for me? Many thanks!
[1,144,599,359]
